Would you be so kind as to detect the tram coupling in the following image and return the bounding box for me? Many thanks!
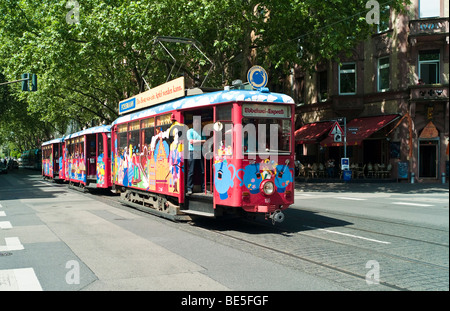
[268,209,285,225]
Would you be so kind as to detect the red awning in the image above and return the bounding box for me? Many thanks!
[295,121,334,144]
[320,114,399,147]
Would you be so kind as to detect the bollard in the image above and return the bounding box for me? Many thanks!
[442,172,446,184]
[411,172,415,184]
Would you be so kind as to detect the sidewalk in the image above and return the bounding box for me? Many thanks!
[294,178,449,194]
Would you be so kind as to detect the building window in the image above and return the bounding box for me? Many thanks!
[419,50,440,84]
[339,63,356,95]
[318,71,328,102]
[295,76,305,104]
[378,56,390,92]
[377,5,390,33]
[419,0,440,18]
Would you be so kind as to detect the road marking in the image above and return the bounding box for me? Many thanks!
[304,226,391,244]
[335,196,367,201]
[392,202,434,207]
[0,237,24,251]
[0,211,6,217]
[0,268,43,291]
[0,203,3,208]
[0,221,13,229]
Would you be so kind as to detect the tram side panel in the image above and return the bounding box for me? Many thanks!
[111,114,184,203]
[96,132,112,188]
[65,125,112,188]
[42,140,64,181]
[42,144,53,178]
[67,136,87,185]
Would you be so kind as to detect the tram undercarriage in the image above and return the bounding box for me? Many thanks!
[115,186,285,224]
[116,187,192,221]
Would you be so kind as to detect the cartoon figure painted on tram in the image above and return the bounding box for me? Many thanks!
[214,159,236,200]
[97,153,105,186]
[237,159,293,194]
[237,163,262,194]
[274,164,293,193]
[168,126,184,193]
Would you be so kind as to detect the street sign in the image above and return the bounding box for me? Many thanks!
[329,122,343,136]
[341,158,349,170]
[334,133,342,142]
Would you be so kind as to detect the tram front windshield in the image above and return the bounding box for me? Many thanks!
[242,117,291,154]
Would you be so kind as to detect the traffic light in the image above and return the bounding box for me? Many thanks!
[21,73,29,91]
[31,74,37,92]
[20,73,37,92]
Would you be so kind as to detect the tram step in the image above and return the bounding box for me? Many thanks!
[184,194,215,216]
[181,209,215,217]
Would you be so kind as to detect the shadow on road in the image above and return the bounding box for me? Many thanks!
[0,168,67,201]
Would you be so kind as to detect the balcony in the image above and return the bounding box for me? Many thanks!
[409,84,449,102]
[409,17,449,45]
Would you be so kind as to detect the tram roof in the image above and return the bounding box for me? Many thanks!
[64,125,111,140]
[112,89,295,126]
[42,137,65,146]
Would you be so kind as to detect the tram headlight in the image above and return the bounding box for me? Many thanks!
[261,180,274,195]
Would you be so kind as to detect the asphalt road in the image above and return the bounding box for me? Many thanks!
[0,169,448,293]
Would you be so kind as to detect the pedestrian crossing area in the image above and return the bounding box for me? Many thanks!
[0,203,43,291]
[0,268,43,291]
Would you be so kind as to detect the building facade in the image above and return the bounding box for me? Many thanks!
[294,0,449,182]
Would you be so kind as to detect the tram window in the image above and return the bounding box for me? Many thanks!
[242,118,291,153]
[118,123,128,157]
[142,127,153,146]
[77,141,84,158]
[118,132,127,156]
[215,121,233,156]
[72,142,77,157]
[129,130,139,152]
[98,133,104,155]
[128,121,140,153]
[107,134,111,158]
[216,105,232,121]
[67,142,72,157]
[156,114,171,127]
[156,114,173,144]
[141,117,155,148]
[89,138,96,157]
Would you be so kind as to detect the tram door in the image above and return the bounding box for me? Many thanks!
[184,108,214,193]
[86,134,97,180]
[53,144,60,177]
[96,132,109,187]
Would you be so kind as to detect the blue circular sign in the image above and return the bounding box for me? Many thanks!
[247,65,268,89]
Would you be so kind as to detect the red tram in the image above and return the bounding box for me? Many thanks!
[42,137,65,181]
[64,125,112,190]
[111,78,295,223]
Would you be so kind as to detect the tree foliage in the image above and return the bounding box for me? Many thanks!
[0,0,407,150]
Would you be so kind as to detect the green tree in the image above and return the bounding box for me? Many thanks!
[1,0,407,135]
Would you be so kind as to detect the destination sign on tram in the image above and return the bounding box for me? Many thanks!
[242,104,290,118]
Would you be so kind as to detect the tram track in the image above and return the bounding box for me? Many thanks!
[188,216,448,291]
[45,180,449,290]
[201,223,410,291]
[283,207,450,248]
